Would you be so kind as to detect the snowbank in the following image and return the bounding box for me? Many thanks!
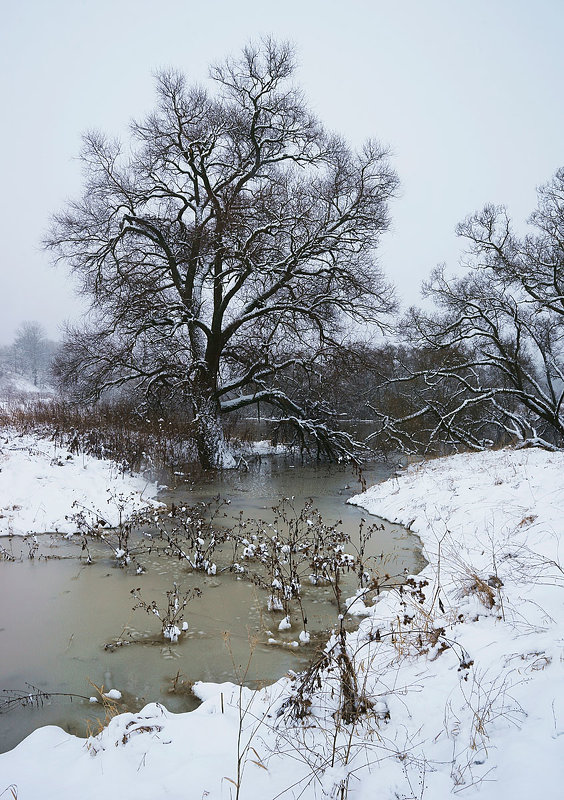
[0,447,562,799]
[346,447,564,797]
[0,429,160,536]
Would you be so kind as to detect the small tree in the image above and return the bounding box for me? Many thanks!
[373,168,564,453]
[46,40,397,468]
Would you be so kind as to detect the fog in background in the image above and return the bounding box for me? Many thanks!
[1,0,562,344]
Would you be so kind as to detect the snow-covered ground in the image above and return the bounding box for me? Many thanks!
[0,430,160,536]
[0,370,54,405]
[0,447,562,798]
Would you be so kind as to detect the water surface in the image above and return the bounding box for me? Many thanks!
[0,456,424,753]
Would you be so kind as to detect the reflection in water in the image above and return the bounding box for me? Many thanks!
[0,455,424,753]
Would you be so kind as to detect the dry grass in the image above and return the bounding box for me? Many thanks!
[84,680,123,739]
[0,398,198,476]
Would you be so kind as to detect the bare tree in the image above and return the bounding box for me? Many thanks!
[47,39,398,468]
[372,168,564,453]
[12,322,54,388]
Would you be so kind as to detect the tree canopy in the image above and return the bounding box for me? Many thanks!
[372,168,564,453]
[47,40,398,467]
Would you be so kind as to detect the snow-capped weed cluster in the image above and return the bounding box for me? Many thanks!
[68,492,151,570]
[130,582,200,643]
[94,496,404,649]
[146,498,230,576]
[225,498,399,642]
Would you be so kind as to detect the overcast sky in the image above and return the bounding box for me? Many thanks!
[0,0,562,344]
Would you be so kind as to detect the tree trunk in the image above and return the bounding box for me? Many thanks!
[192,388,235,470]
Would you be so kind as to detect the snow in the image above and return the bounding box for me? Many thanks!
[0,446,563,798]
[245,439,289,456]
[0,429,161,536]
[0,370,55,400]
[103,689,122,701]
[163,625,182,643]
[277,614,291,631]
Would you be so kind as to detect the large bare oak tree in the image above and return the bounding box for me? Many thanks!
[47,40,397,467]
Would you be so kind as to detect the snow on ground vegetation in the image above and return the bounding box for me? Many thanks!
[0,447,562,798]
[0,429,160,536]
[0,370,54,407]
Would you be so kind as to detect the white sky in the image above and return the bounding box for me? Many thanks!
[0,0,562,344]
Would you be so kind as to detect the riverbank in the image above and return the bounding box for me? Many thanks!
[0,446,562,798]
[348,446,564,797]
[0,429,161,536]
